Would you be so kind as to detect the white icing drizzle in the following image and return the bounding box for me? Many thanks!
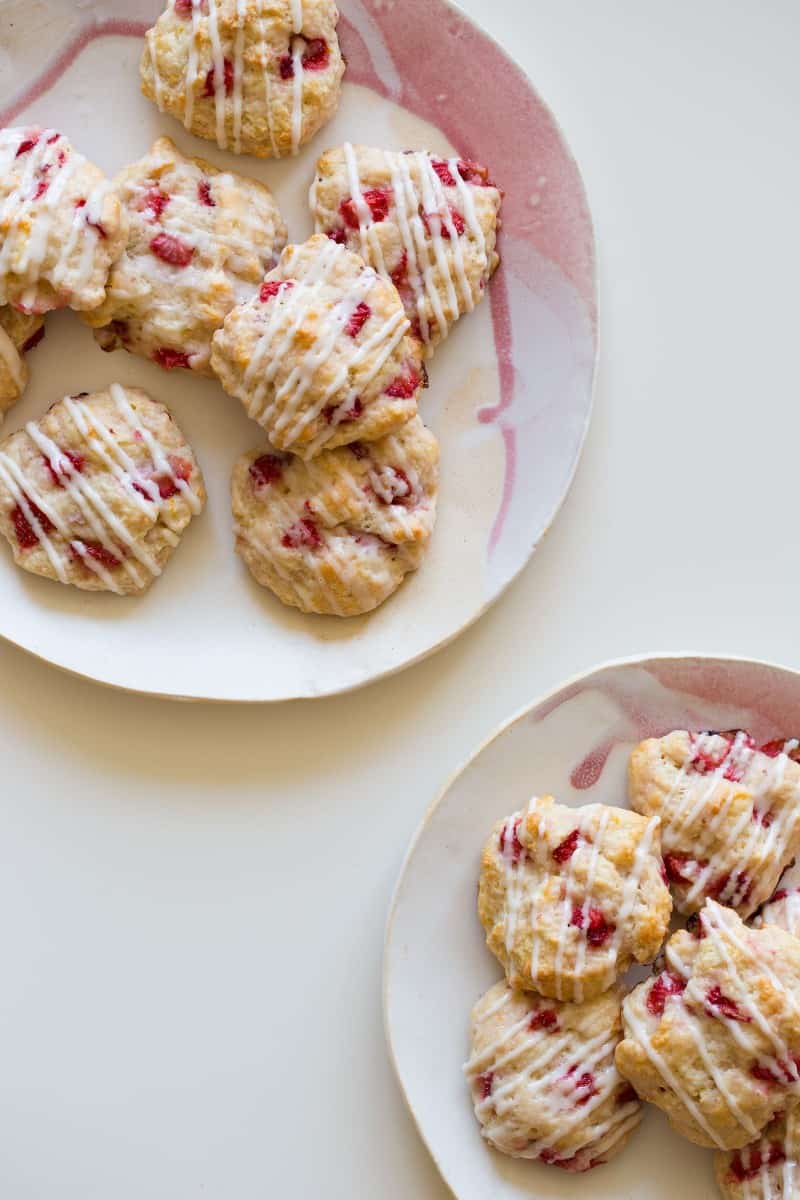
[231,0,247,153]
[205,0,228,149]
[290,40,304,156]
[0,385,200,592]
[258,11,279,158]
[183,0,202,130]
[465,984,640,1165]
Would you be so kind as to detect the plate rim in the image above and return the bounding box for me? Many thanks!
[381,649,800,1195]
[0,0,598,703]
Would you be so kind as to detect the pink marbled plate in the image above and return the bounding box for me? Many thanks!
[0,0,595,701]
[384,655,800,1199]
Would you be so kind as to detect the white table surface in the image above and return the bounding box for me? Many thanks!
[2,2,799,1196]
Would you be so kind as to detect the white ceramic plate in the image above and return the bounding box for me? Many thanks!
[384,654,800,1199]
[0,0,596,700]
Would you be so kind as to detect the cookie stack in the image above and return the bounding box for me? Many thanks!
[467,730,800,1197]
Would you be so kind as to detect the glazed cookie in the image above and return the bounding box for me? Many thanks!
[755,888,800,939]
[0,126,126,313]
[83,137,287,375]
[140,0,344,158]
[0,384,205,594]
[310,143,502,356]
[715,1104,799,1200]
[0,307,45,419]
[211,234,423,458]
[616,900,800,1151]
[231,415,438,616]
[628,731,800,918]
[465,979,642,1172]
[477,795,671,1003]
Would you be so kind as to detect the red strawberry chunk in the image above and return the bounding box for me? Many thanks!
[153,347,192,370]
[204,58,234,97]
[344,301,371,338]
[32,179,49,201]
[421,206,465,239]
[260,279,293,302]
[174,0,194,14]
[302,38,329,70]
[197,180,215,207]
[730,1144,786,1183]
[709,870,753,907]
[457,158,495,187]
[390,251,408,287]
[570,905,585,930]
[374,467,414,507]
[339,188,391,229]
[44,450,85,488]
[142,187,170,221]
[646,971,686,1017]
[72,541,122,570]
[529,1010,558,1032]
[282,518,322,550]
[663,852,701,885]
[21,325,45,354]
[279,53,295,79]
[150,232,193,267]
[323,397,363,425]
[586,908,614,947]
[11,499,54,549]
[552,829,581,864]
[249,454,286,488]
[573,1071,598,1106]
[15,134,40,158]
[154,456,193,500]
[326,227,347,244]
[750,1057,800,1085]
[499,816,524,865]
[431,158,456,187]
[705,986,751,1023]
[477,1071,494,1100]
[385,369,421,399]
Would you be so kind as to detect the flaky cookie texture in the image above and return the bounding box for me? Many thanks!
[310,144,502,357]
[231,415,438,617]
[211,235,423,458]
[82,136,287,376]
[140,0,344,159]
[715,1103,800,1200]
[628,730,800,918]
[465,980,641,1173]
[0,126,127,313]
[0,384,205,594]
[478,795,671,1004]
[0,307,45,418]
[616,901,800,1152]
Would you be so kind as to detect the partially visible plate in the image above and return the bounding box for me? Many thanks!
[0,0,596,700]
[384,654,800,1199]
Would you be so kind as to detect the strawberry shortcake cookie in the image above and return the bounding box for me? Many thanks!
[0,384,205,594]
[310,143,502,356]
[211,234,424,458]
[140,0,345,158]
[0,307,45,419]
[231,415,438,616]
[83,137,287,375]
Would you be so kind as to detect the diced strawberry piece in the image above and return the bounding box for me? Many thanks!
[259,279,293,302]
[499,816,524,865]
[646,972,686,1017]
[326,227,347,244]
[282,518,322,550]
[552,829,581,864]
[197,179,215,207]
[150,232,193,267]
[15,134,40,158]
[204,58,234,97]
[385,369,421,399]
[586,908,614,947]
[302,38,329,69]
[323,397,363,425]
[142,187,170,221]
[72,541,122,570]
[663,852,698,885]
[11,499,53,549]
[174,0,194,15]
[390,251,408,287]
[529,1010,558,1032]
[431,158,456,187]
[32,179,49,201]
[477,1071,494,1100]
[154,456,192,500]
[21,325,45,354]
[249,454,286,488]
[344,301,371,338]
[339,187,392,229]
[457,158,495,187]
[44,450,85,488]
[705,986,751,1023]
[730,1144,786,1183]
[153,347,192,370]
